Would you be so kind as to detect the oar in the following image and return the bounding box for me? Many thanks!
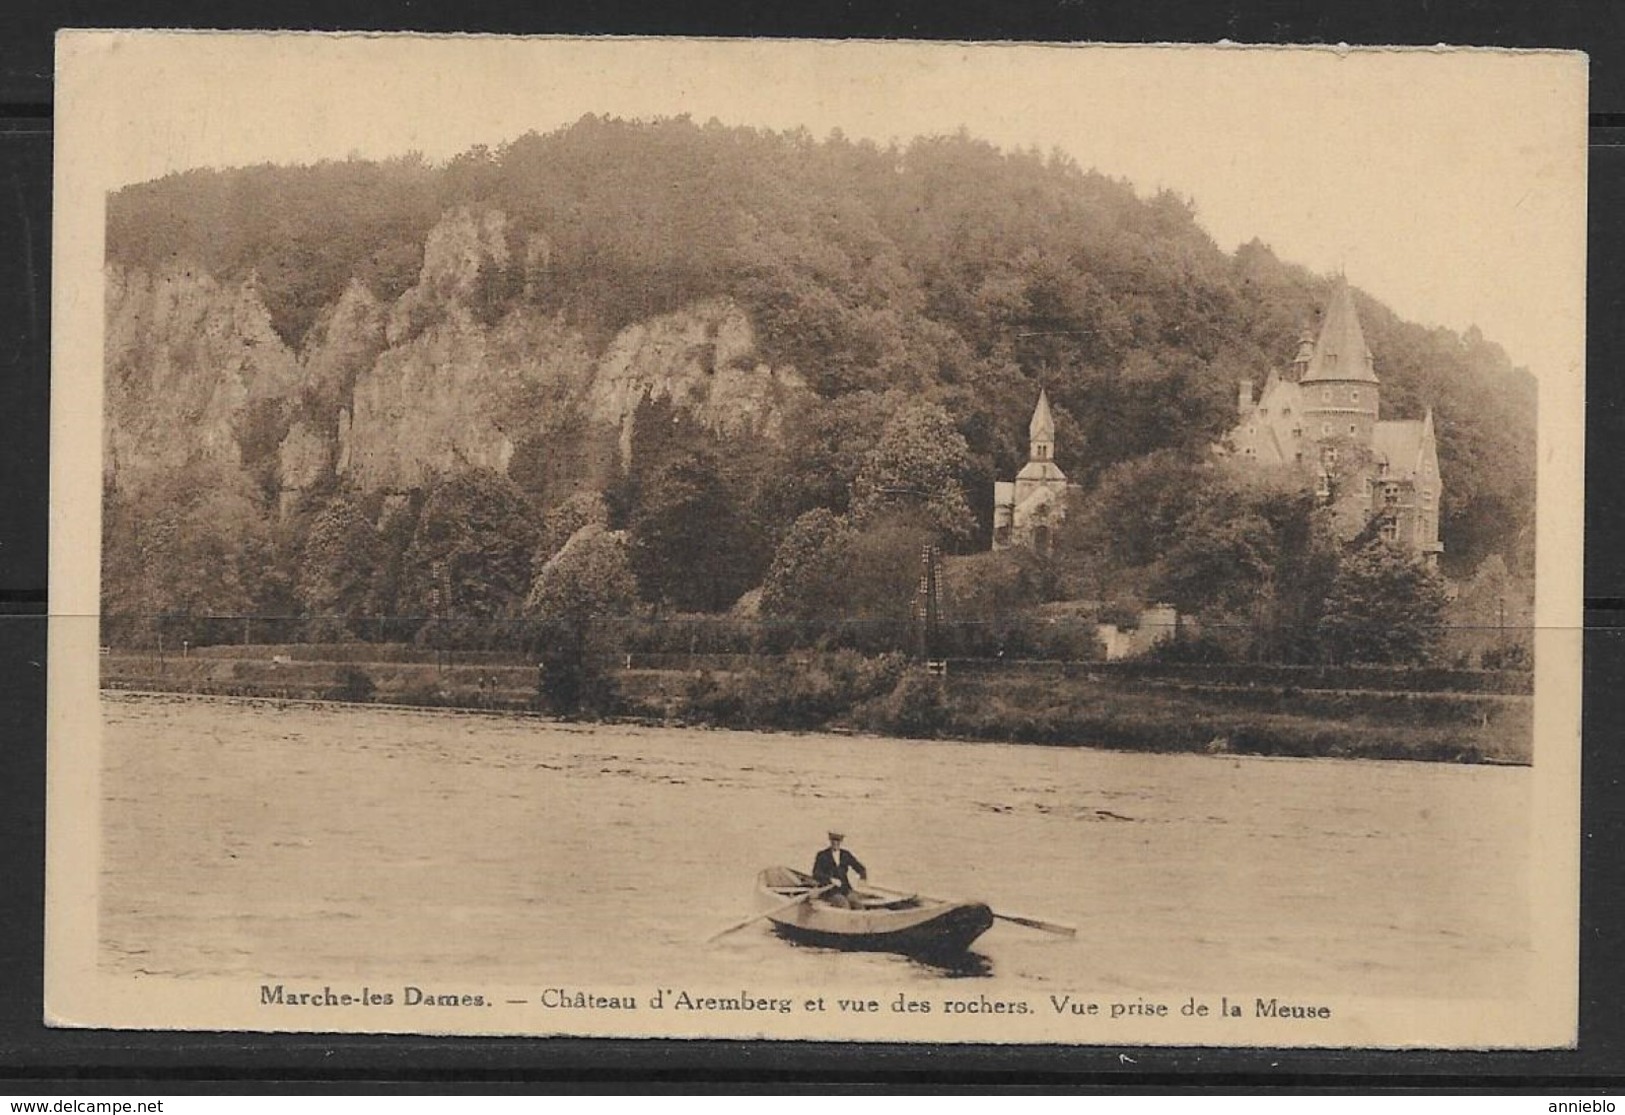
[705,883,836,943]
[867,883,1077,937]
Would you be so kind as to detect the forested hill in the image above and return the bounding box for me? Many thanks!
[103,115,1534,643]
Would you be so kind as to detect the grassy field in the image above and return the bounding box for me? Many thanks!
[102,648,1531,765]
[920,672,1530,765]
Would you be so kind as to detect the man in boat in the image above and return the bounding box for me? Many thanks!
[811,831,867,909]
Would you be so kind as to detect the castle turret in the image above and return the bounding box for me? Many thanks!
[1291,329,1315,381]
[1301,277,1380,447]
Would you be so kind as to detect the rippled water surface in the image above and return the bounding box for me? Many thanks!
[101,693,1532,998]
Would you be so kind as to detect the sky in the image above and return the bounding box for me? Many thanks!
[56,33,1587,388]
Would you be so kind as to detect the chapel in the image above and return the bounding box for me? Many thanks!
[992,389,1078,553]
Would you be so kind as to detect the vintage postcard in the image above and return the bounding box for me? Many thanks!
[48,32,1586,1046]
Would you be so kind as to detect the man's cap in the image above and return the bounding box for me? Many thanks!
[827,831,845,841]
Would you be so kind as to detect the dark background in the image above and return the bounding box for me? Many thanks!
[1,0,1621,1092]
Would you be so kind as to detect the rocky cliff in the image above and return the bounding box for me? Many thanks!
[104,207,812,508]
[104,264,301,490]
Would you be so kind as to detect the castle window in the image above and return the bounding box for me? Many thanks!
[1283,406,1291,415]
[1291,427,1301,439]
[1315,471,1330,497]
[1380,520,1399,543]
[1321,446,1338,467]
[1382,482,1400,506]
[1378,459,1389,477]
[1244,447,1256,457]
[1325,354,1338,371]
[1348,424,1357,435]
[1321,387,1331,403]
[1422,491,1434,506]
[1321,423,1331,436]
[1351,388,1360,402]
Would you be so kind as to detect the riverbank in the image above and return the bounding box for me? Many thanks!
[101,648,1531,765]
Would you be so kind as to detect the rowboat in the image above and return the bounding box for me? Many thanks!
[754,866,995,958]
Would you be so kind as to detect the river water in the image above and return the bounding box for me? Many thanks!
[99,693,1532,1003]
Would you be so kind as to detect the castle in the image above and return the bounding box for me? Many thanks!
[992,388,1078,553]
[1229,278,1443,565]
[991,280,1443,567]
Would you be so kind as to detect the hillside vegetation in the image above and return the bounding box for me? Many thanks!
[103,115,1536,670]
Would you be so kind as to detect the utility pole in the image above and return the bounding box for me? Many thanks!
[914,544,944,670]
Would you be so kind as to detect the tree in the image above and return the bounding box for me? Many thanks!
[849,401,976,542]
[627,450,761,612]
[537,491,610,565]
[101,463,276,647]
[757,510,932,651]
[1315,539,1450,665]
[759,508,854,624]
[1153,500,1276,617]
[822,520,938,653]
[1051,450,1213,605]
[937,549,1053,658]
[1248,493,1341,664]
[1053,455,1347,663]
[525,524,639,624]
[400,470,540,640]
[941,549,1049,621]
[1152,468,1332,646]
[524,525,637,715]
[1446,552,1533,669]
[296,491,385,639]
[369,491,426,643]
[1072,451,1212,571]
[754,391,896,529]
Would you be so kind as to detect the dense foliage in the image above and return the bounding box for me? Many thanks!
[524,524,638,713]
[104,116,1536,662]
[1315,538,1452,665]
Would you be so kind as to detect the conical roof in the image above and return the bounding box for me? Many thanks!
[1030,388,1056,441]
[1301,278,1378,384]
[1292,331,1316,368]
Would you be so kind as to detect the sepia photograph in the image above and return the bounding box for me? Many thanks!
[48,33,1585,1046]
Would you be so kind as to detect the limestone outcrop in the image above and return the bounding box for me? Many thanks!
[103,207,812,507]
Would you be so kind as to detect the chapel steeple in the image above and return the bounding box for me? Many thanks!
[1029,387,1056,462]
